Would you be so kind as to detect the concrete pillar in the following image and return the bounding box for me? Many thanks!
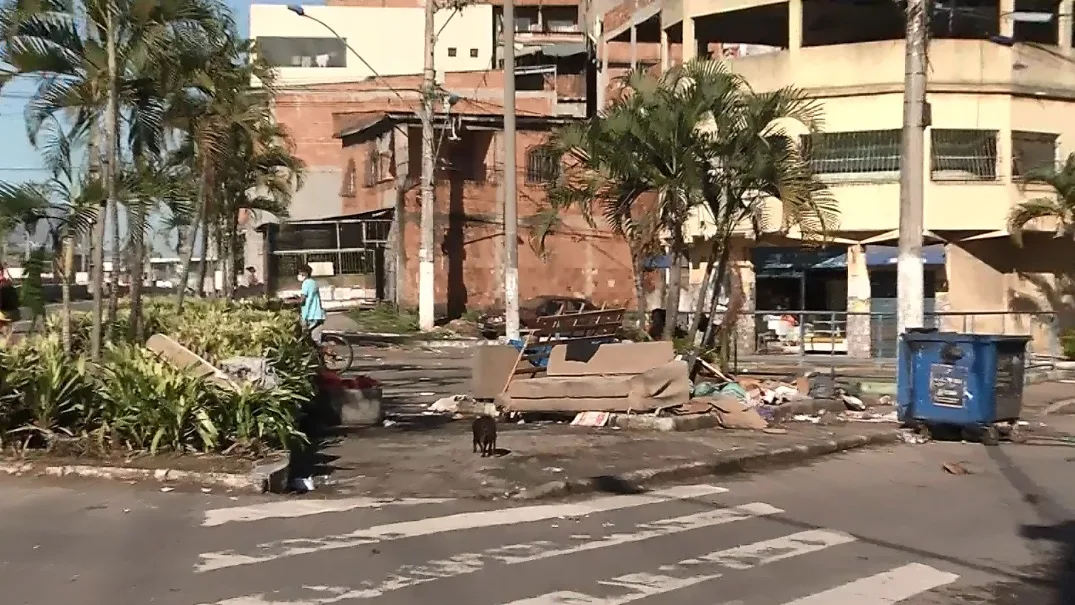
[1060,0,1073,49]
[999,0,1015,37]
[660,24,669,71]
[788,0,803,52]
[630,22,637,69]
[683,17,697,61]
[846,243,872,358]
[732,244,756,356]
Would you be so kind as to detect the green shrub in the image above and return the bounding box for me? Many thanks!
[1063,329,1075,360]
[1,298,317,456]
[347,303,420,334]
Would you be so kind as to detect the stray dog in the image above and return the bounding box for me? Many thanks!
[472,415,497,457]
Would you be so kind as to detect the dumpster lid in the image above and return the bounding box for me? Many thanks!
[901,330,1032,344]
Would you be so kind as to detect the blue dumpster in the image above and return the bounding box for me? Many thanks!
[896,330,1030,445]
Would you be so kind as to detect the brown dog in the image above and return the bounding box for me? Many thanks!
[472,416,497,457]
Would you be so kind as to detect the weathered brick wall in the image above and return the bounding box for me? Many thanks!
[341,128,638,311]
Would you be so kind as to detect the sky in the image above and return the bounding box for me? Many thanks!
[0,0,319,256]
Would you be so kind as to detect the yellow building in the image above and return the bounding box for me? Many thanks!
[602,0,1075,357]
[248,3,495,86]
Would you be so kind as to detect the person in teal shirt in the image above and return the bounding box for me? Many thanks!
[298,264,326,344]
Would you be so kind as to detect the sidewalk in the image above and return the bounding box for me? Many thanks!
[305,421,900,500]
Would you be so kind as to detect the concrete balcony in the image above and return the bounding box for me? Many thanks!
[724,39,1075,98]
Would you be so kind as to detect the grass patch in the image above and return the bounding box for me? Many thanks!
[347,304,421,334]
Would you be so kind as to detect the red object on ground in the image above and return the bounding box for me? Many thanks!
[316,369,381,391]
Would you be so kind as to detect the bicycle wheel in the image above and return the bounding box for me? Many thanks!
[320,333,354,373]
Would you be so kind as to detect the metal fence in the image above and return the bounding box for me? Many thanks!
[268,217,390,293]
[731,309,1060,363]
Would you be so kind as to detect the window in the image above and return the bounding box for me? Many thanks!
[514,8,538,31]
[364,147,380,187]
[801,130,901,177]
[1012,131,1057,177]
[256,36,346,68]
[526,147,560,184]
[447,47,457,57]
[543,6,579,32]
[470,48,479,58]
[931,129,998,181]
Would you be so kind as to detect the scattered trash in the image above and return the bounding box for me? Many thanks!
[219,356,280,389]
[160,486,174,493]
[691,381,719,397]
[291,477,315,492]
[200,487,212,494]
[762,428,788,435]
[899,428,931,444]
[571,411,610,427]
[841,394,867,411]
[383,419,397,427]
[544,467,564,472]
[942,462,972,475]
[429,394,474,413]
[846,410,899,423]
[792,414,821,424]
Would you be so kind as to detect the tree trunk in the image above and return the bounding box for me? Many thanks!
[661,244,684,340]
[60,233,75,354]
[106,190,121,326]
[684,238,729,373]
[195,215,210,297]
[631,253,649,331]
[176,176,208,313]
[227,211,240,298]
[128,198,146,342]
[392,178,408,305]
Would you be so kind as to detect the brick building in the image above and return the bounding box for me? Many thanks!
[250,72,639,312]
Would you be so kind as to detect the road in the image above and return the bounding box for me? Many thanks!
[1,439,1073,605]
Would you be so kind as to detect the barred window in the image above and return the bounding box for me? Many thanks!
[930,129,998,181]
[525,147,560,184]
[1011,131,1057,177]
[800,130,901,176]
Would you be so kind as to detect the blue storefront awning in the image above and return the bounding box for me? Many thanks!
[647,245,946,274]
[809,245,946,269]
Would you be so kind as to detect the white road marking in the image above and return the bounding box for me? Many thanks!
[197,502,781,604]
[501,529,857,604]
[202,497,454,527]
[777,563,959,605]
[195,484,727,573]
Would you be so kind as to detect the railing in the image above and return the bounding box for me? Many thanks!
[729,309,1060,363]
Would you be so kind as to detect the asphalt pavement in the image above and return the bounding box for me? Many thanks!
[1,439,1074,605]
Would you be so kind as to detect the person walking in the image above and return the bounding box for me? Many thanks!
[297,264,326,346]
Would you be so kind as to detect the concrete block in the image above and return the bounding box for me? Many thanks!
[609,413,720,432]
[331,386,384,427]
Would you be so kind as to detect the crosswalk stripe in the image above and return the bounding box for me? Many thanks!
[195,484,728,573]
[197,502,782,604]
[202,497,454,527]
[501,529,857,605]
[776,563,959,605]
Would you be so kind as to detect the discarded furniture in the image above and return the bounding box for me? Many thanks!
[494,340,691,413]
[146,334,238,389]
[470,304,626,399]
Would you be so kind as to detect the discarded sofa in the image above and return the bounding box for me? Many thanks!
[478,340,691,413]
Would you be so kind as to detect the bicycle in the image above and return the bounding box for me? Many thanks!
[316,330,355,373]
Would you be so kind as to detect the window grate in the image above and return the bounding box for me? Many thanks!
[930,129,998,181]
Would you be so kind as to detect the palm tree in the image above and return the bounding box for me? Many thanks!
[0,0,230,357]
[541,60,838,348]
[0,119,100,352]
[169,34,298,311]
[1008,152,1075,246]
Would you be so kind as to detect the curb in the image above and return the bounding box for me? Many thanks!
[512,430,901,501]
[0,458,288,493]
[1043,396,1075,415]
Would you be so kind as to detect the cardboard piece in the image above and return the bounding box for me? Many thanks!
[146,333,238,389]
[707,396,769,430]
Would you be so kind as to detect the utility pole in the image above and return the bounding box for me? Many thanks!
[897,0,927,335]
[91,10,117,361]
[418,0,437,331]
[503,0,520,341]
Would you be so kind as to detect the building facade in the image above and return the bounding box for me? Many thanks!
[598,0,1075,355]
